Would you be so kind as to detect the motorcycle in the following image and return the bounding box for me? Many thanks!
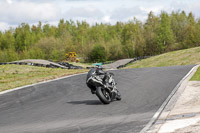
[86,66,121,104]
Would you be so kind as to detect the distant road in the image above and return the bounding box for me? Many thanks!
[0,65,194,133]
[103,58,134,69]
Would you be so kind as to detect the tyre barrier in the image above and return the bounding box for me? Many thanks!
[117,56,152,69]
[86,67,95,69]
[58,62,83,69]
[0,62,83,69]
[102,61,114,65]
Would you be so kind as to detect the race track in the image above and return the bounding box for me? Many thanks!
[0,65,194,133]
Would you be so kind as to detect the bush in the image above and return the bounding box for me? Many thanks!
[35,37,56,60]
[0,49,19,62]
[89,44,107,62]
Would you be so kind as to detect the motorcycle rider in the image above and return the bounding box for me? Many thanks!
[86,65,121,103]
[87,65,114,94]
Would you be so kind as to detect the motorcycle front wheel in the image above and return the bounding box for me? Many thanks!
[116,90,121,101]
[96,87,111,104]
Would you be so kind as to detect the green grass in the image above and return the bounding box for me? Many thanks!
[0,65,88,92]
[190,67,200,81]
[126,47,200,68]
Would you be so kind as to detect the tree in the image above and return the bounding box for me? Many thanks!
[57,19,67,37]
[156,11,174,53]
[14,23,32,51]
[0,31,2,49]
[31,21,43,42]
[196,19,200,46]
[121,21,135,58]
[167,10,189,50]
[144,11,160,55]
[35,37,57,60]
[121,18,145,57]
[106,39,124,60]
[0,10,200,63]
[0,30,15,50]
[43,24,56,37]
[182,12,198,48]
[89,44,107,62]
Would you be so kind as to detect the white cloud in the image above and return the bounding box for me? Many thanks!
[190,2,200,18]
[64,7,104,19]
[0,1,61,24]
[166,1,200,19]
[0,22,17,31]
[140,6,164,15]
[103,16,110,23]
[0,0,200,31]
[110,6,146,21]
[6,0,13,4]
[0,22,9,31]
[171,1,200,18]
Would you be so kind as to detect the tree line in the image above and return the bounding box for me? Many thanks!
[0,10,200,63]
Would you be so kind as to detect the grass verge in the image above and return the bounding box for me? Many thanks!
[126,47,200,68]
[0,64,88,92]
[190,67,200,81]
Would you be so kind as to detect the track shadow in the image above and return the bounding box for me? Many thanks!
[67,100,102,105]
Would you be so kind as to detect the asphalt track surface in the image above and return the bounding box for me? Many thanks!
[0,65,194,133]
[103,59,134,69]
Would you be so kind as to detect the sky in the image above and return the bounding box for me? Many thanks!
[0,0,200,31]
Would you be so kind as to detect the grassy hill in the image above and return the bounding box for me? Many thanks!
[126,47,200,68]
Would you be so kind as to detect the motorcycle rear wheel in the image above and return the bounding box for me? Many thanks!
[96,87,111,104]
